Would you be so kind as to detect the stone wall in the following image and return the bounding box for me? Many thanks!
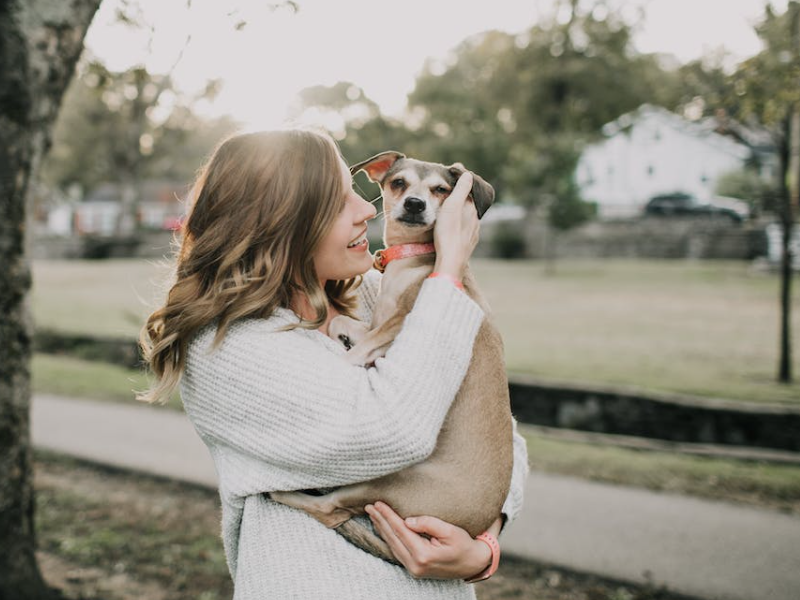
[35,217,768,262]
[477,215,768,260]
[509,374,800,452]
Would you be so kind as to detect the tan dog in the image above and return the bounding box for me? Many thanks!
[270,152,513,564]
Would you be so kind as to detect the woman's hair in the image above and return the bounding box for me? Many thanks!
[138,129,361,404]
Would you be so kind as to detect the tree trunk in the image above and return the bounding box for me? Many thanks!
[779,3,800,383]
[0,1,101,597]
[778,109,798,383]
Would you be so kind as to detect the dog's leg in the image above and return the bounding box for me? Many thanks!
[269,481,381,529]
[268,490,357,529]
[341,313,405,366]
[337,520,397,564]
[269,487,399,563]
[328,315,369,351]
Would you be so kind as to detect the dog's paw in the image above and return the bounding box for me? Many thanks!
[337,334,353,351]
[329,315,368,350]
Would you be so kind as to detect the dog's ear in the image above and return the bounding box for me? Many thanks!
[448,164,495,219]
[350,151,405,183]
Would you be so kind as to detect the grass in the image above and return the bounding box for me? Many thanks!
[32,353,181,409]
[34,452,695,600]
[32,354,147,402]
[470,259,800,405]
[35,452,233,600]
[32,257,800,404]
[31,258,171,338]
[519,424,800,514]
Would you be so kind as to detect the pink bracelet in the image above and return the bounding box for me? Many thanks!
[464,531,500,583]
[427,272,464,290]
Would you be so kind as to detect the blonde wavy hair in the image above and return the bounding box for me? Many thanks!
[139,129,361,404]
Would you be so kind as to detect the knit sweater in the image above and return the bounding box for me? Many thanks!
[181,270,529,600]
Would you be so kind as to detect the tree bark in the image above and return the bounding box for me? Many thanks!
[779,1,800,384]
[0,1,101,597]
[779,108,799,383]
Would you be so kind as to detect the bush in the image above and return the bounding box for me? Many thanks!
[490,222,527,259]
[33,329,142,369]
[715,168,777,214]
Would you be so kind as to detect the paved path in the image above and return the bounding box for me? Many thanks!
[32,394,800,600]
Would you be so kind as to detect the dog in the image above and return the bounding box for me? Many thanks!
[269,152,513,564]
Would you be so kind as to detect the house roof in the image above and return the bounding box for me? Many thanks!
[598,104,752,160]
[697,114,776,153]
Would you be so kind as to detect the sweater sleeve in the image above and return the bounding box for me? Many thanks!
[181,277,484,493]
[500,418,529,529]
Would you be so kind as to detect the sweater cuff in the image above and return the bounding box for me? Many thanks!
[409,276,484,334]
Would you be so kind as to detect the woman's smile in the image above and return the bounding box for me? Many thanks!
[347,229,369,251]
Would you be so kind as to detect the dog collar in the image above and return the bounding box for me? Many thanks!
[372,243,436,273]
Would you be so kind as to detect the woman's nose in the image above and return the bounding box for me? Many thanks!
[360,197,377,222]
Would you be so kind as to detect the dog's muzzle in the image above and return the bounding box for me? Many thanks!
[398,196,428,225]
[403,197,426,214]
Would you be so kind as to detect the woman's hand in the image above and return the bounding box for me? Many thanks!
[365,501,501,580]
[433,172,480,281]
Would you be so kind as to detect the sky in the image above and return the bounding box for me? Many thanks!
[83,0,788,131]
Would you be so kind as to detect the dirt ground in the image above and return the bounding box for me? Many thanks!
[34,454,698,600]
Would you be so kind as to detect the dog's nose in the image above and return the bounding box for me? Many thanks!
[403,197,426,214]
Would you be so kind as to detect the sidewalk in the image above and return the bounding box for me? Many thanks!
[32,394,800,600]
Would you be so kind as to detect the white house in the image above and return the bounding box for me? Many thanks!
[575,105,754,218]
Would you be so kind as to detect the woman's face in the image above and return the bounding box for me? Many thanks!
[313,158,377,282]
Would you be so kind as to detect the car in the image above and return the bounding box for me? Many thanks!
[644,192,746,223]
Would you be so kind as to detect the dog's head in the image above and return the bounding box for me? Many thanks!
[350,151,495,244]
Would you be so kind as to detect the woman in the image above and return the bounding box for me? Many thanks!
[140,129,528,599]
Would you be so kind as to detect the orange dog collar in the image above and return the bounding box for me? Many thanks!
[372,243,436,273]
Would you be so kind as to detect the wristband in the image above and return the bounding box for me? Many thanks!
[427,271,464,290]
[464,531,500,583]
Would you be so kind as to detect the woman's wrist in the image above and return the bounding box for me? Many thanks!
[428,272,464,290]
[432,258,464,281]
[464,518,502,583]
[468,537,493,574]
[464,531,501,583]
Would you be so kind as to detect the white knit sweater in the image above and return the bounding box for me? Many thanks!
[181,271,529,600]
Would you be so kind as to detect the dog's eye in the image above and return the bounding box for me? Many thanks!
[390,178,406,191]
[433,186,450,195]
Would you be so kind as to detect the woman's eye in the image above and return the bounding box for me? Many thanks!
[390,178,406,190]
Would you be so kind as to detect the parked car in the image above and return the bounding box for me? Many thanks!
[644,192,747,223]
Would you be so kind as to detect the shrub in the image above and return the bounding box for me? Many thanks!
[491,222,527,259]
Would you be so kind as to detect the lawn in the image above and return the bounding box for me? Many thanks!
[31,257,800,404]
[519,424,800,515]
[31,258,171,339]
[31,354,182,409]
[471,259,800,405]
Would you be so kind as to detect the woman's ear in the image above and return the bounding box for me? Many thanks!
[448,164,496,219]
[350,151,405,183]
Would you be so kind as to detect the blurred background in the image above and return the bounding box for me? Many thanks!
[22,1,800,599]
